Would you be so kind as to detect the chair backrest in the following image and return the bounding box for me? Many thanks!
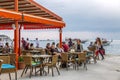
[78,52,86,61]
[51,55,58,65]
[40,49,45,55]
[88,46,96,52]
[22,55,32,65]
[22,50,29,55]
[61,53,68,62]
[9,53,16,65]
[0,60,2,72]
[0,56,10,64]
[46,49,52,55]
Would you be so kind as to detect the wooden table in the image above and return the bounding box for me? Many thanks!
[0,59,3,62]
[32,55,52,76]
[0,54,9,56]
[29,50,41,55]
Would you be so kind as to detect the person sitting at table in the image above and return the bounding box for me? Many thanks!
[75,39,83,52]
[45,43,51,54]
[46,43,51,50]
[3,42,10,54]
[29,43,34,50]
[62,42,69,52]
[51,42,55,48]
[55,43,64,53]
[50,43,56,55]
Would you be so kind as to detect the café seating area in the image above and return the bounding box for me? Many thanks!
[0,47,97,80]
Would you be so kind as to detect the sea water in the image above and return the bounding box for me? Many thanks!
[29,40,120,55]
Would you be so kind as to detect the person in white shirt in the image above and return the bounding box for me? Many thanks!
[35,38,39,48]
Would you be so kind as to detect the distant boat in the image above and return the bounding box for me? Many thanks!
[102,39,112,46]
[0,35,12,46]
[81,39,88,44]
[65,38,88,44]
[0,35,12,41]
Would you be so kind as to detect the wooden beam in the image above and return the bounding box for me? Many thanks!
[0,8,65,27]
[28,0,62,21]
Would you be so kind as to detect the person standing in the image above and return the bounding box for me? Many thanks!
[21,37,26,49]
[95,37,104,60]
[35,38,39,48]
[68,38,73,48]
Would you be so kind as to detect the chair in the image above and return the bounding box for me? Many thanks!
[45,49,52,55]
[0,56,17,80]
[76,52,87,70]
[0,59,2,72]
[88,46,97,63]
[9,53,16,65]
[21,50,29,55]
[21,55,41,78]
[61,53,76,70]
[44,55,60,76]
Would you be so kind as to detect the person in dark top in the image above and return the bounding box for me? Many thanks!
[68,38,73,48]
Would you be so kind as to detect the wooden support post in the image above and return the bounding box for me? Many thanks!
[59,28,62,48]
[14,0,19,69]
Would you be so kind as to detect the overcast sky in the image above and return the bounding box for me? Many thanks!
[36,0,120,32]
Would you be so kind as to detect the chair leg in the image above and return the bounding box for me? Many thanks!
[77,62,79,70]
[40,67,42,76]
[55,66,60,75]
[84,62,87,70]
[48,66,49,74]
[25,66,29,74]
[9,73,11,80]
[15,71,17,80]
[29,67,32,78]
[35,67,37,76]
[51,67,54,77]
[21,66,27,77]
[66,63,68,70]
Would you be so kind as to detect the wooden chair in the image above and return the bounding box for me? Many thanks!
[9,53,16,65]
[61,53,76,70]
[0,56,17,80]
[0,59,2,72]
[21,50,29,55]
[44,55,60,76]
[21,55,41,78]
[76,52,87,70]
[87,46,97,63]
[45,49,52,55]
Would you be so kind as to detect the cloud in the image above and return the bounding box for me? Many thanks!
[36,0,120,32]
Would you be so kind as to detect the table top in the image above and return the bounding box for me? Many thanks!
[0,59,3,62]
[0,54,9,56]
[32,55,52,58]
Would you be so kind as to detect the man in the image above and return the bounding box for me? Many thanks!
[35,38,39,48]
[75,39,83,52]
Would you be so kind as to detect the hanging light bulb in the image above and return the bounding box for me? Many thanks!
[12,24,16,30]
[21,24,24,30]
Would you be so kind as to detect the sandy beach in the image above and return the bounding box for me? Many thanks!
[0,54,120,80]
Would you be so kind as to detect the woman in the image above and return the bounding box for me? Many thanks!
[3,42,10,53]
[95,37,104,60]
